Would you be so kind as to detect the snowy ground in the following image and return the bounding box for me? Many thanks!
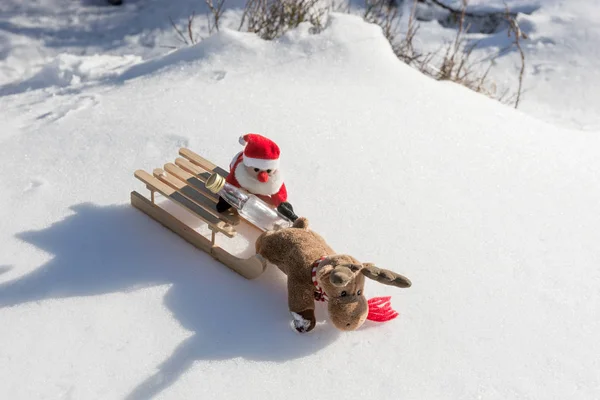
[1,1,600,399]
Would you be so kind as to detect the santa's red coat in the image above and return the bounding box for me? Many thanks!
[225,152,287,206]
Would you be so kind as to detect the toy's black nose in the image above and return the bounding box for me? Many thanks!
[346,323,351,327]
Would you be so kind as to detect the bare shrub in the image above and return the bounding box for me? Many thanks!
[239,0,327,40]
[363,0,402,45]
[169,12,200,45]
[168,0,224,47]
[169,0,325,46]
[393,0,425,64]
[365,0,527,105]
[424,0,500,98]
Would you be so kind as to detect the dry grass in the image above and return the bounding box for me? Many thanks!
[170,0,325,43]
[239,0,326,39]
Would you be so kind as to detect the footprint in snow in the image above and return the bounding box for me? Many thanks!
[212,70,226,81]
[34,95,99,124]
[24,178,47,193]
[166,134,189,148]
[532,63,555,75]
[36,112,54,120]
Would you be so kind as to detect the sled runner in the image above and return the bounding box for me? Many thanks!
[130,148,268,279]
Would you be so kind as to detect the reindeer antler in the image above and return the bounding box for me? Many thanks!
[361,264,412,288]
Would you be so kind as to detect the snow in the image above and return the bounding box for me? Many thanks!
[1,1,600,399]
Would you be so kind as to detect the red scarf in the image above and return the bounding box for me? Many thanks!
[311,257,399,322]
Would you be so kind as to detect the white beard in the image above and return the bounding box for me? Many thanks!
[234,164,284,196]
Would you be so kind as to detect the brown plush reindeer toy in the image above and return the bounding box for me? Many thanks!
[255,217,412,333]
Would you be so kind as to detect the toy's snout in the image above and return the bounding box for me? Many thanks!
[257,171,269,182]
[328,296,368,331]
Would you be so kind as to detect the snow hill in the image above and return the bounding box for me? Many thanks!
[1,6,599,400]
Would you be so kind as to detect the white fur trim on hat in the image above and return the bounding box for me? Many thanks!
[239,136,247,145]
[243,155,280,170]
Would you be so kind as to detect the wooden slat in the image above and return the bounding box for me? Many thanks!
[153,168,239,226]
[175,158,213,182]
[134,170,235,238]
[165,162,219,202]
[135,170,177,195]
[179,148,229,177]
[163,164,241,224]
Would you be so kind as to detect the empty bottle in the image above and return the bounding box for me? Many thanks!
[205,173,293,231]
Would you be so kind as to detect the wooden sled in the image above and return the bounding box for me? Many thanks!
[130,147,268,280]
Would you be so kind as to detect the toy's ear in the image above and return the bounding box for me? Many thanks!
[292,217,309,230]
[361,263,412,288]
[329,264,363,287]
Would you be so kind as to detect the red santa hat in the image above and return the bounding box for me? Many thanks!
[238,133,280,170]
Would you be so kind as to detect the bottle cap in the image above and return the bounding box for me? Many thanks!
[205,173,226,193]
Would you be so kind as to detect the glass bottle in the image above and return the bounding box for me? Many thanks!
[205,173,293,231]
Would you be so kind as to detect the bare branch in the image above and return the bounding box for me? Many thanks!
[505,3,527,108]
[206,0,226,34]
[187,11,196,44]
[169,16,189,45]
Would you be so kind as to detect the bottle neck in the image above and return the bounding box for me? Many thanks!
[219,181,249,209]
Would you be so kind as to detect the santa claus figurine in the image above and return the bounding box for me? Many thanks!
[217,133,297,221]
